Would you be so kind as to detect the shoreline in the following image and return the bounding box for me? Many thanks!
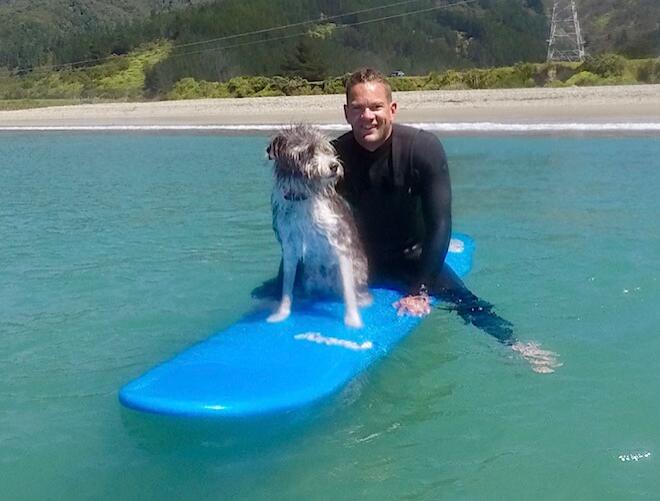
[0,85,658,129]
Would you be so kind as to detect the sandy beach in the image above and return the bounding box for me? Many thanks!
[0,84,659,128]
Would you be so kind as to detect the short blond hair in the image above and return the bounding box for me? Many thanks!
[345,68,392,103]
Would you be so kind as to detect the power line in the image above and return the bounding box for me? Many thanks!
[158,0,478,62]
[171,0,436,50]
[24,0,478,74]
[25,0,445,73]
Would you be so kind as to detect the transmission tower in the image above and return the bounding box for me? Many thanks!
[547,0,586,62]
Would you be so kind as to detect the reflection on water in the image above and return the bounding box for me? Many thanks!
[2,133,659,500]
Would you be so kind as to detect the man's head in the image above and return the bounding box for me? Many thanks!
[344,68,397,152]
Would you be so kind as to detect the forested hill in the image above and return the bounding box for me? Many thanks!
[0,0,657,94]
[0,0,551,82]
[0,0,211,69]
[571,0,659,58]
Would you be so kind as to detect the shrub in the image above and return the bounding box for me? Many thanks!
[167,77,202,99]
[277,76,313,96]
[636,59,660,83]
[286,80,313,96]
[537,62,581,85]
[564,71,602,86]
[388,77,422,92]
[485,65,535,88]
[435,70,467,89]
[545,78,567,88]
[226,76,274,98]
[167,78,232,99]
[581,53,626,78]
[321,76,345,95]
[462,69,490,89]
[201,80,231,98]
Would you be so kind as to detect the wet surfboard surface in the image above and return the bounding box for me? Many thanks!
[118,233,474,418]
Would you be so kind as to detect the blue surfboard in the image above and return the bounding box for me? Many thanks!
[119,233,475,418]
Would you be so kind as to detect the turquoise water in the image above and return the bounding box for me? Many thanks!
[2,132,659,500]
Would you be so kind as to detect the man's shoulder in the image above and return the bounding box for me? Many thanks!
[393,124,446,174]
[393,123,443,158]
[393,123,437,143]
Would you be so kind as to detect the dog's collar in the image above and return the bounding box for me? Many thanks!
[283,191,308,201]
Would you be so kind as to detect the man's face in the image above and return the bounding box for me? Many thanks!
[344,82,397,152]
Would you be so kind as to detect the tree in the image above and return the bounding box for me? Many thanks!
[281,38,328,82]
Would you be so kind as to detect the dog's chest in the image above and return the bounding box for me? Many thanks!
[272,196,340,259]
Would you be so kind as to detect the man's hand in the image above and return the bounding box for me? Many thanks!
[393,293,431,317]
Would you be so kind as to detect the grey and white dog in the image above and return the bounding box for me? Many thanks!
[266,124,370,328]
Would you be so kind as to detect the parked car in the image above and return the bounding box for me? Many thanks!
[389,70,405,77]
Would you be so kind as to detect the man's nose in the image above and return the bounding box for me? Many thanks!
[361,107,375,120]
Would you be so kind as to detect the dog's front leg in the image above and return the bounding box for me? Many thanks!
[267,250,296,323]
[338,253,363,329]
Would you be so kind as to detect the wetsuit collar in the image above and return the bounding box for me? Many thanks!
[355,132,393,161]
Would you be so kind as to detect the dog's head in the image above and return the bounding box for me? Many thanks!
[267,125,343,186]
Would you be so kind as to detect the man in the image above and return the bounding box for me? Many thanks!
[334,67,452,319]
[255,67,560,372]
[332,68,560,372]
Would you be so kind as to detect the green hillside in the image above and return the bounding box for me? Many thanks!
[0,0,657,104]
[0,0,210,70]
[1,0,656,79]
[1,0,550,74]
[575,0,659,58]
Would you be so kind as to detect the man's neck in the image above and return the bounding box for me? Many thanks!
[353,129,394,155]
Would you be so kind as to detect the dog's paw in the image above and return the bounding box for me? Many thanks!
[267,310,291,323]
[344,312,363,329]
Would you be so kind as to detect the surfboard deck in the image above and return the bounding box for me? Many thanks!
[119,233,475,418]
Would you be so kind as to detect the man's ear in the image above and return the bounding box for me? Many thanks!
[390,100,398,117]
[267,135,286,160]
[343,104,349,124]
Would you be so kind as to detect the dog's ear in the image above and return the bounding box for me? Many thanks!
[267,135,286,160]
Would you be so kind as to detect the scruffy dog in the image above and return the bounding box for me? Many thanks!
[266,124,370,328]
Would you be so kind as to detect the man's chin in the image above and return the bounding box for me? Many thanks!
[357,132,382,147]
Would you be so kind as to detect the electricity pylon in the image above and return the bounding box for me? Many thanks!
[547,0,586,62]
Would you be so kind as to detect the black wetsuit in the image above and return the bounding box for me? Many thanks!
[253,124,515,344]
[333,124,451,294]
[332,124,514,344]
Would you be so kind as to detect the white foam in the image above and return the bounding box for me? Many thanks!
[618,451,652,462]
[294,331,373,351]
[416,122,660,132]
[0,125,281,131]
[1,122,659,132]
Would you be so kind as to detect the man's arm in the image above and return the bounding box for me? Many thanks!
[393,132,450,317]
[413,132,452,294]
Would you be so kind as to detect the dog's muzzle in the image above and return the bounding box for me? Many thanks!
[328,160,343,179]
